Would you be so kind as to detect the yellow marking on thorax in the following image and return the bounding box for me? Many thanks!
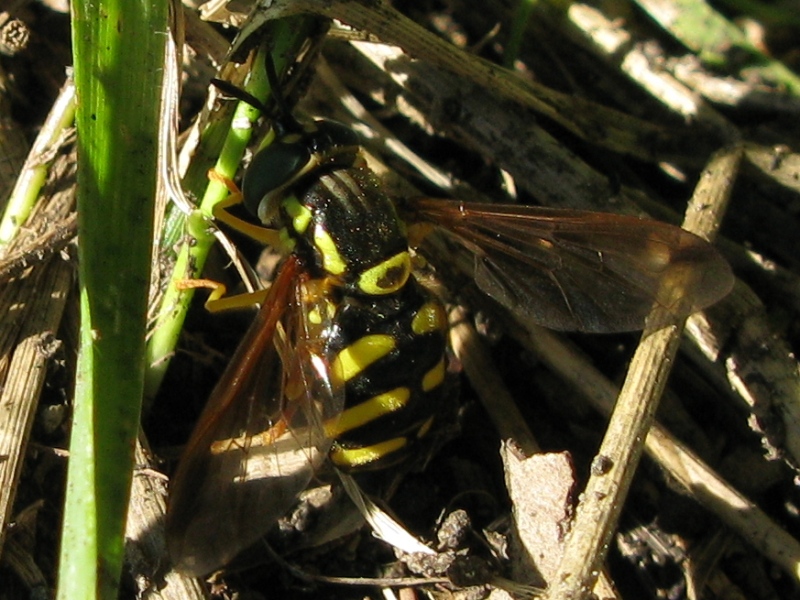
[314,225,347,275]
[324,387,410,438]
[422,358,446,392]
[331,334,396,384]
[278,227,296,252]
[283,196,312,234]
[329,437,407,468]
[411,302,447,335]
[357,251,411,295]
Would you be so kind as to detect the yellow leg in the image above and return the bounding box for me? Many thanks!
[208,169,283,247]
[207,169,241,194]
[211,193,284,247]
[181,171,286,312]
[176,278,269,313]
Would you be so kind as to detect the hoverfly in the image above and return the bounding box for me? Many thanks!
[165,52,734,577]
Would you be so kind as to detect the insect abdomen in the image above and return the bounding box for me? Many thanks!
[323,280,448,471]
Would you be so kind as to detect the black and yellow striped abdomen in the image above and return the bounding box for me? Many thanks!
[323,282,448,471]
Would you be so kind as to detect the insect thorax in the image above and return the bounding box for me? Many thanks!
[280,167,412,298]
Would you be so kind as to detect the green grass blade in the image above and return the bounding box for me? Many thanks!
[503,0,537,68]
[143,16,319,400]
[635,0,800,94]
[0,83,76,246]
[57,0,168,598]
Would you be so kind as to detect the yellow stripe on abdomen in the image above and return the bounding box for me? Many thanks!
[421,358,446,392]
[411,301,446,335]
[329,437,408,469]
[324,387,410,438]
[331,334,395,384]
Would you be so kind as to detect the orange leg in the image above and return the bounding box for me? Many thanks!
[176,276,268,313]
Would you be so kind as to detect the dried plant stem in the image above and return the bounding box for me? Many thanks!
[124,437,205,600]
[449,306,540,457]
[547,146,742,600]
[250,0,704,163]
[515,321,800,585]
[0,259,72,555]
[449,310,622,597]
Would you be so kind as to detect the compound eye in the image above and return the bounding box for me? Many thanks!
[241,141,311,218]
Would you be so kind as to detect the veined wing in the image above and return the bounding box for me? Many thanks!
[409,199,733,333]
[166,256,343,576]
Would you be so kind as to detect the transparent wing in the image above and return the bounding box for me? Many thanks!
[166,256,343,576]
[409,199,733,333]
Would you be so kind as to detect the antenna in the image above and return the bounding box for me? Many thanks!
[211,49,304,135]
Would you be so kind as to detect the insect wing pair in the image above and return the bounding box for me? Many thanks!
[166,147,733,578]
[409,198,733,333]
[166,256,345,576]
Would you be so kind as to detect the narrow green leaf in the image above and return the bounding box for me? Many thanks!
[58,1,168,598]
